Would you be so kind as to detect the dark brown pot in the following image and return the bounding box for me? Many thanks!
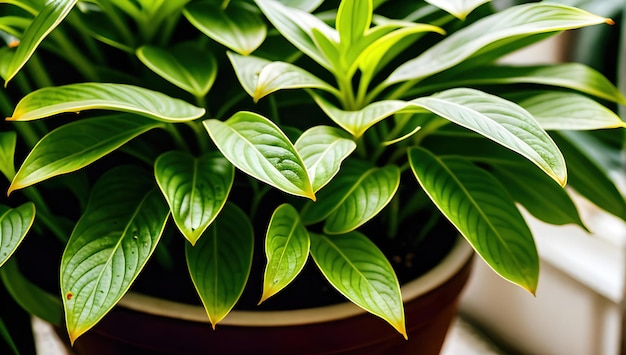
[71,239,473,355]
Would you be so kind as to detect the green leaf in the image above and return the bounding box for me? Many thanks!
[260,203,310,303]
[295,126,356,192]
[154,151,234,245]
[386,3,611,85]
[61,166,170,344]
[9,114,163,193]
[203,112,315,200]
[0,203,35,267]
[0,315,18,355]
[0,131,16,180]
[0,0,45,15]
[227,51,272,98]
[3,0,77,84]
[275,0,323,12]
[309,232,406,338]
[409,147,539,294]
[137,43,217,97]
[425,0,490,20]
[8,83,205,122]
[186,203,254,328]
[252,61,338,102]
[514,91,625,130]
[336,0,372,47]
[184,0,266,55]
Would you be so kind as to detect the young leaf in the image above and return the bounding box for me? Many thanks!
[0,203,35,267]
[425,0,490,20]
[154,151,234,245]
[309,232,406,339]
[386,3,611,85]
[0,131,16,180]
[252,61,339,102]
[336,0,372,47]
[409,147,539,294]
[137,43,218,97]
[203,112,315,200]
[260,203,310,303]
[295,126,356,192]
[186,203,254,328]
[8,83,205,122]
[61,166,170,344]
[184,0,266,55]
[4,0,77,85]
[9,114,163,193]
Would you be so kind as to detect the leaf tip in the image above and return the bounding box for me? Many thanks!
[605,18,615,25]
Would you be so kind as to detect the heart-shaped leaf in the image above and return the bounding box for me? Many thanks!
[203,112,315,200]
[154,151,234,245]
[260,203,310,303]
[186,203,254,327]
[137,43,217,97]
[425,0,490,20]
[409,147,539,293]
[8,83,205,122]
[9,114,163,193]
[0,203,35,267]
[61,166,170,344]
[184,0,266,55]
[0,131,17,180]
[310,232,406,338]
[295,126,356,192]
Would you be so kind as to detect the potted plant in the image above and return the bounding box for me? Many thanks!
[1,0,625,353]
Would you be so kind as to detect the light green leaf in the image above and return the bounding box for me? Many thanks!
[0,203,35,267]
[61,166,170,344]
[184,0,266,55]
[295,126,356,192]
[260,203,310,303]
[9,114,163,193]
[386,3,611,85]
[137,43,217,97]
[203,112,315,200]
[4,0,77,84]
[0,131,16,180]
[336,0,372,47]
[310,232,406,338]
[514,91,625,130]
[425,0,490,20]
[7,83,205,122]
[154,151,234,245]
[409,147,539,293]
[0,0,45,15]
[227,51,272,98]
[186,203,254,328]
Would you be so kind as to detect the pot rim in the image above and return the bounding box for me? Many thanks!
[118,237,473,327]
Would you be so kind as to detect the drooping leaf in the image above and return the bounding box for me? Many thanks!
[186,203,254,328]
[386,3,610,85]
[409,147,539,294]
[184,0,266,55]
[425,0,490,20]
[294,126,356,192]
[137,43,217,97]
[4,0,77,84]
[309,232,406,338]
[260,203,310,303]
[8,83,205,122]
[0,203,35,267]
[9,114,163,193]
[154,151,234,245]
[203,112,315,200]
[0,131,16,180]
[61,166,170,344]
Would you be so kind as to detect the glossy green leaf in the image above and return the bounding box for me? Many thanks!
[0,0,45,15]
[409,147,539,293]
[295,126,356,192]
[275,0,323,12]
[154,151,234,245]
[61,166,170,344]
[8,83,205,122]
[137,43,217,97]
[203,112,315,200]
[227,51,271,98]
[425,0,490,20]
[0,203,35,267]
[184,1,266,55]
[309,232,406,338]
[0,131,16,180]
[4,0,77,84]
[386,3,610,85]
[9,114,163,193]
[515,91,625,130]
[260,203,310,303]
[336,0,371,47]
[186,203,254,327]
[253,61,338,102]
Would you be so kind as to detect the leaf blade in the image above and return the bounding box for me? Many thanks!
[0,203,35,268]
